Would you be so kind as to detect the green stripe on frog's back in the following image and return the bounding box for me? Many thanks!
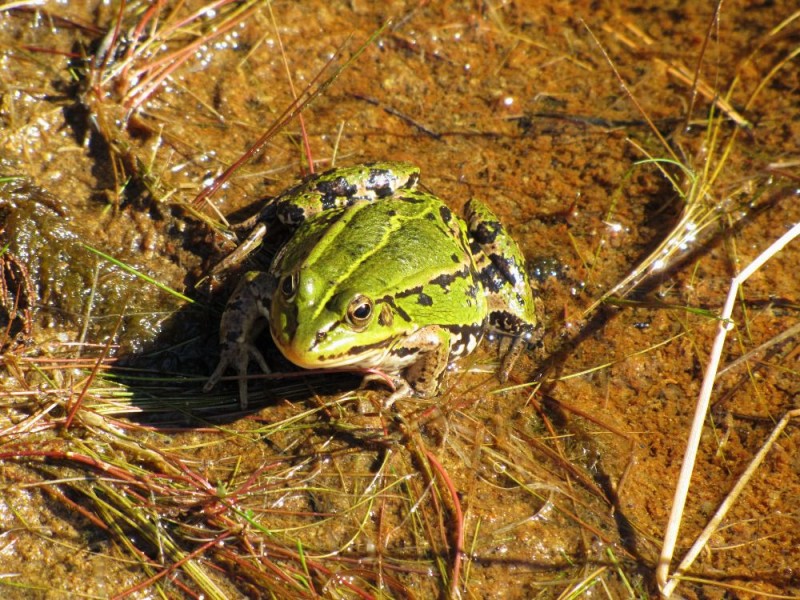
[300,192,485,326]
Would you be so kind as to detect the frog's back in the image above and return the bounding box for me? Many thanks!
[276,190,487,328]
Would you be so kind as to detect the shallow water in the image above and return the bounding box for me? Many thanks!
[1,1,798,597]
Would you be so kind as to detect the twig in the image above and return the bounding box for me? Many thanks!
[657,221,800,597]
[664,408,800,597]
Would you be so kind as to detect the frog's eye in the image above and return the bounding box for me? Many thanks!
[346,295,373,329]
[280,273,298,300]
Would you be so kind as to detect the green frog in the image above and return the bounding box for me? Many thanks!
[204,162,541,409]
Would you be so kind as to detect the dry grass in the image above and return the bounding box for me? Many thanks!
[1,2,798,598]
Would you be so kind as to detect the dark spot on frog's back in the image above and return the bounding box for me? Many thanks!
[367,169,396,197]
[316,176,357,199]
[277,202,306,224]
[396,286,433,307]
[430,266,469,289]
[451,253,460,263]
[494,254,529,288]
[320,194,337,210]
[401,190,428,204]
[479,265,505,293]
[473,220,502,244]
[396,285,424,299]
[439,205,452,223]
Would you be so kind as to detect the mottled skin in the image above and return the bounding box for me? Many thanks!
[205,163,541,408]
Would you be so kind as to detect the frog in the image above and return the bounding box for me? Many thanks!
[204,162,541,409]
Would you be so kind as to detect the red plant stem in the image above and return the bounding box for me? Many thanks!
[97,0,127,78]
[191,42,343,208]
[112,531,232,600]
[425,449,464,597]
[116,0,164,89]
[126,8,254,110]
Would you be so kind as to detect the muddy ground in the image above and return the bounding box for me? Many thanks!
[1,1,798,598]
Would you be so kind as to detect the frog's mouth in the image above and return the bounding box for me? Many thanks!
[274,334,392,371]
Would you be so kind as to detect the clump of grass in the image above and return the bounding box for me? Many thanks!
[2,331,648,597]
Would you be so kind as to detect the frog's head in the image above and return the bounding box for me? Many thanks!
[269,268,405,371]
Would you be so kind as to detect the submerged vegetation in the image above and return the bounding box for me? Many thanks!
[0,2,798,598]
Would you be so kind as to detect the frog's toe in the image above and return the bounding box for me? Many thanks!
[498,327,538,381]
[383,379,414,408]
[357,373,414,408]
[236,376,250,410]
[210,223,268,276]
[204,342,271,409]
[204,357,231,393]
[248,344,270,374]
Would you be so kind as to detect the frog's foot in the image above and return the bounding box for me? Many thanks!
[357,372,429,409]
[359,371,395,392]
[383,379,414,409]
[497,332,528,383]
[204,342,271,410]
[230,204,274,232]
[496,324,542,382]
[353,372,410,409]
[205,271,275,408]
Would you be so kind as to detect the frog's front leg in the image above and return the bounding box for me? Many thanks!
[382,325,453,407]
[209,223,268,277]
[464,199,541,380]
[204,271,276,409]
